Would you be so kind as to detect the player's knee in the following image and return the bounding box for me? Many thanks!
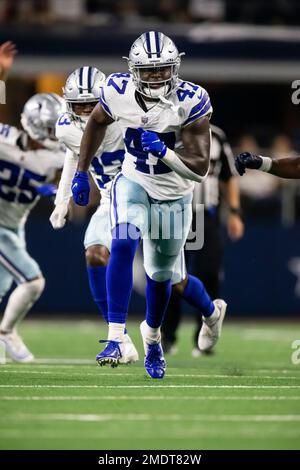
[85,245,109,267]
[172,277,188,295]
[111,234,139,262]
[25,276,45,300]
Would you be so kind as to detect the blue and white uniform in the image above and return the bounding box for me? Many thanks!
[0,122,65,300]
[101,74,212,201]
[55,113,124,250]
[100,73,212,280]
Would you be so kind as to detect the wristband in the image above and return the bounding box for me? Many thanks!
[259,156,272,173]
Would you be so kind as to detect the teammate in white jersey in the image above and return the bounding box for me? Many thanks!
[50,66,138,364]
[0,93,65,362]
[72,32,226,378]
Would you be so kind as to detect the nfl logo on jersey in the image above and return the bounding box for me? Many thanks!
[141,115,148,125]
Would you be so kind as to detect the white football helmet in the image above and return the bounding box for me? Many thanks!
[21,93,64,150]
[126,31,184,99]
[63,66,105,122]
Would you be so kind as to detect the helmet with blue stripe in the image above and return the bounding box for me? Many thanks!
[21,93,64,150]
[126,31,183,99]
[63,66,106,120]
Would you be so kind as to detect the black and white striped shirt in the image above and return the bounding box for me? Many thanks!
[192,124,236,211]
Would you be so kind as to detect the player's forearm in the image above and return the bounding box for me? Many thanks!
[177,145,210,176]
[55,149,78,205]
[224,177,241,209]
[0,61,11,81]
[78,116,106,172]
[269,157,300,179]
[165,115,210,181]
[163,148,209,182]
[0,65,5,81]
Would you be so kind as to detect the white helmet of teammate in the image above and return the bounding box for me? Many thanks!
[63,66,106,122]
[126,31,183,99]
[21,93,64,150]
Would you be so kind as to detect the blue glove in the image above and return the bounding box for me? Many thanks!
[235,152,263,176]
[71,171,90,206]
[140,129,167,158]
[36,183,57,197]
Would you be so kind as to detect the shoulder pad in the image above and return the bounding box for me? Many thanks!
[55,113,82,153]
[176,81,212,127]
[99,73,131,118]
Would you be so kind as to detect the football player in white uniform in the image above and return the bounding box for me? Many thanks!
[72,32,226,378]
[50,66,138,364]
[0,93,65,362]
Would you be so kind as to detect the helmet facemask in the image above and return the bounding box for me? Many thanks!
[129,61,180,99]
[65,99,98,124]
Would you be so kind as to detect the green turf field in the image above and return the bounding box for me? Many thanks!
[0,319,300,450]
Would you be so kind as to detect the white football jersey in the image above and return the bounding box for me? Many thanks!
[99,73,212,200]
[55,112,124,197]
[0,122,65,229]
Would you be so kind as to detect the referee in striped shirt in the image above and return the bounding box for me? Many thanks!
[162,124,245,356]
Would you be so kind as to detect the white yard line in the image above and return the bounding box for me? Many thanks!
[3,413,300,423]
[1,370,300,380]
[3,361,299,375]
[1,384,300,389]
[257,369,298,374]
[2,426,299,441]
[1,395,300,401]
[3,361,96,366]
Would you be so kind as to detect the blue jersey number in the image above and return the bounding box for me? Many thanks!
[177,81,198,102]
[57,115,71,126]
[124,128,175,175]
[0,161,46,203]
[107,73,130,95]
[91,150,124,188]
[0,123,11,138]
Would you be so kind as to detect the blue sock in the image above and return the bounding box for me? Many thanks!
[87,265,108,323]
[182,274,214,317]
[107,223,140,324]
[146,274,172,328]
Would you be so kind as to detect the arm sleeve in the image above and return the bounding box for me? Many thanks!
[163,148,209,183]
[54,148,78,206]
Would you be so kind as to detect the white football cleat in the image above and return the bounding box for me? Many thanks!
[0,330,34,363]
[191,347,202,358]
[198,299,227,352]
[119,333,139,364]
